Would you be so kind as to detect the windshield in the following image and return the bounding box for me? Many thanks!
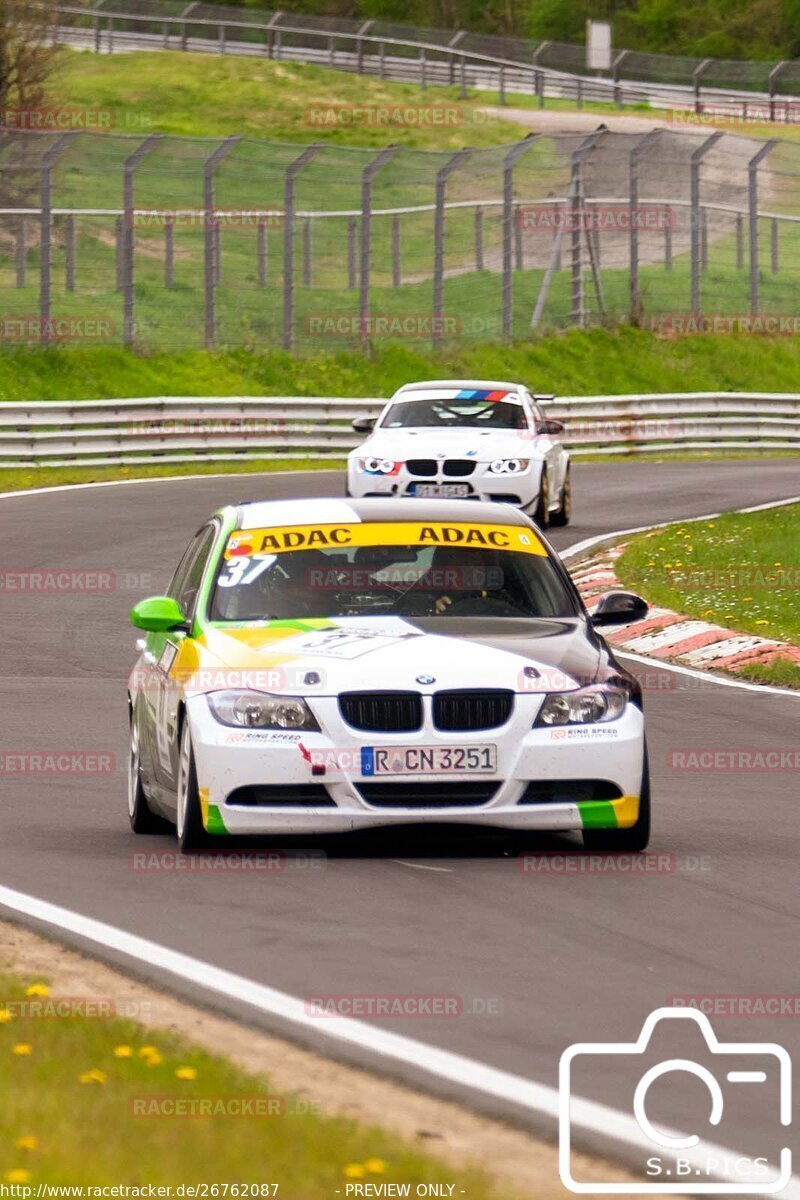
[210,522,578,622]
[380,397,529,431]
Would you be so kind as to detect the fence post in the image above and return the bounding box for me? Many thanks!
[115,216,124,291]
[748,140,777,314]
[122,135,162,348]
[502,135,537,340]
[433,148,472,346]
[203,136,240,350]
[282,144,321,351]
[257,219,267,287]
[347,216,357,289]
[379,42,385,79]
[165,216,175,288]
[39,133,76,347]
[693,58,714,114]
[356,19,373,73]
[771,218,779,272]
[664,224,672,271]
[768,62,787,121]
[392,215,401,287]
[612,49,629,108]
[514,204,523,269]
[690,130,723,316]
[420,48,426,90]
[700,206,708,272]
[735,212,744,268]
[447,30,465,85]
[628,130,661,321]
[180,1,198,52]
[498,65,505,106]
[65,214,76,292]
[475,205,483,271]
[302,218,312,286]
[265,11,283,59]
[569,128,607,328]
[15,217,26,288]
[459,56,466,99]
[359,145,398,344]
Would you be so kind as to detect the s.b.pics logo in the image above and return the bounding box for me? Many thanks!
[559,1007,792,1193]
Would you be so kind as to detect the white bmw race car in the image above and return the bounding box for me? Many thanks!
[128,497,650,852]
[347,379,570,527]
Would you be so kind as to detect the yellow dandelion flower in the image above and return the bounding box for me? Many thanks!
[12,1044,32,1056]
[113,1045,134,1058]
[343,1165,366,1179]
[175,1066,197,1080]
[5,1170,31,1184]
[774,562,782,567]
[755,619,769,625]
[142,1051,163,1066]
[138,1045,159,1058]
[0,1008,14,1023]
[365,1159,387,1174]
[15,1136,37,1151]
[79,1068,107,1085]
[25,984,50,997]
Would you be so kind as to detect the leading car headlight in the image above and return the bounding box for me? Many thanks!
[207,691,320,730]
[534,685,628,727]
[358,457,401,475]
[488,458,530,475]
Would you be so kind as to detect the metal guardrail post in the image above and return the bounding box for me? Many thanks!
[629,130,661,320]
[748,141,777,314]
[379,42,385,79]
[768,62,786,121]
[569,128,607,327]
[690,130,723,316]
[39,133,76,347]
[447,31,465,85]
[202,136,240,349]
[501,136,538,338]
[693,58,713,114]
[180,2,198,52]
[499,65,505,105]
[283,144,321,351]
[433,148,472,346]
[612,50,629,108]
[356,20,373,73]
[459,55,466,99]
[359,145,398,343]
[420,47,426,90]
[122,135,162,348]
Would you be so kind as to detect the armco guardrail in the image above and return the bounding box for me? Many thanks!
[40,1,800,116]
[1,393,798,468]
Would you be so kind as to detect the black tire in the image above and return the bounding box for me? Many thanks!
[550,464,571,527]
[582,751,651,853]
[176,723,213,852]
[532,470,550,529]
[128,713,171,835]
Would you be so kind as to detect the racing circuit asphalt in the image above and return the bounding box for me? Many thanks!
[1,458,799,1177]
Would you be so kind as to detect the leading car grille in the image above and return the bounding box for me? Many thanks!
[442,459,476,477]
[406,459,437,477]
[356,781,500,808]
[433,690,514,731]
[339,691,423,733]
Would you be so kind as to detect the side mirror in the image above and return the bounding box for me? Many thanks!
[130,595,189,633]
[352,416,376,434]
[591,591,649,627]
[539,418,564,435]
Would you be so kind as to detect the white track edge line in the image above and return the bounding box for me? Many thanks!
[0,882,796,1200]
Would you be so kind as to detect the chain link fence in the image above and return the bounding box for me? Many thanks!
[2,127,800,353]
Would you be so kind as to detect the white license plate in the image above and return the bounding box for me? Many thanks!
[362,744,497,776]
[412,483,470,498]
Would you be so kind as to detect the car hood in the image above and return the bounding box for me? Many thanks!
[191,615,599,695]
[353,428,538,462]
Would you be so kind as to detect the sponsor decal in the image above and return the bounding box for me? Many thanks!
[224,523,545,558]
[548,727,619,740]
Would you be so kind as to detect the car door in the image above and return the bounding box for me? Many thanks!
[152,522,220,793]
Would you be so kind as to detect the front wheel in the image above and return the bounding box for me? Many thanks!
[531,470,550,529]
[582,752,651,853]
[550,464,571,527]
[176,722,212,852]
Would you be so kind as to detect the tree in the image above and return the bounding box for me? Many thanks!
[0,0,61,114]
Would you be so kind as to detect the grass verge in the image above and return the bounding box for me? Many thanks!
[0,970,509,1193]
[614,503,800,645]
[0,459,344,494]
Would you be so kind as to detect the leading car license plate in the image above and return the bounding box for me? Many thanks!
[412,483,470,498]
[361,745,497,776]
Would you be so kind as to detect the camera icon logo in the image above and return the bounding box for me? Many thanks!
[559,1007,792,1194]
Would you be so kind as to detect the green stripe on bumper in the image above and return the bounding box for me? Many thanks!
[577,800,619,829]
[205,803,228,835]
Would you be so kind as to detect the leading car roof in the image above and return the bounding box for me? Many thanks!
[233,497,534,531]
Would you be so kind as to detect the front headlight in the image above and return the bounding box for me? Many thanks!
[207,691,320,730]
[488,458,530,475]
[358,457,401,475]
[534,685,628,727]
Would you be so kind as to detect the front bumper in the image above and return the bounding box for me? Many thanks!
[188,693,645,836]
[347,460,541,507]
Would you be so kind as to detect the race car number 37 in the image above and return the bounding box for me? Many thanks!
[361,745,497,775]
